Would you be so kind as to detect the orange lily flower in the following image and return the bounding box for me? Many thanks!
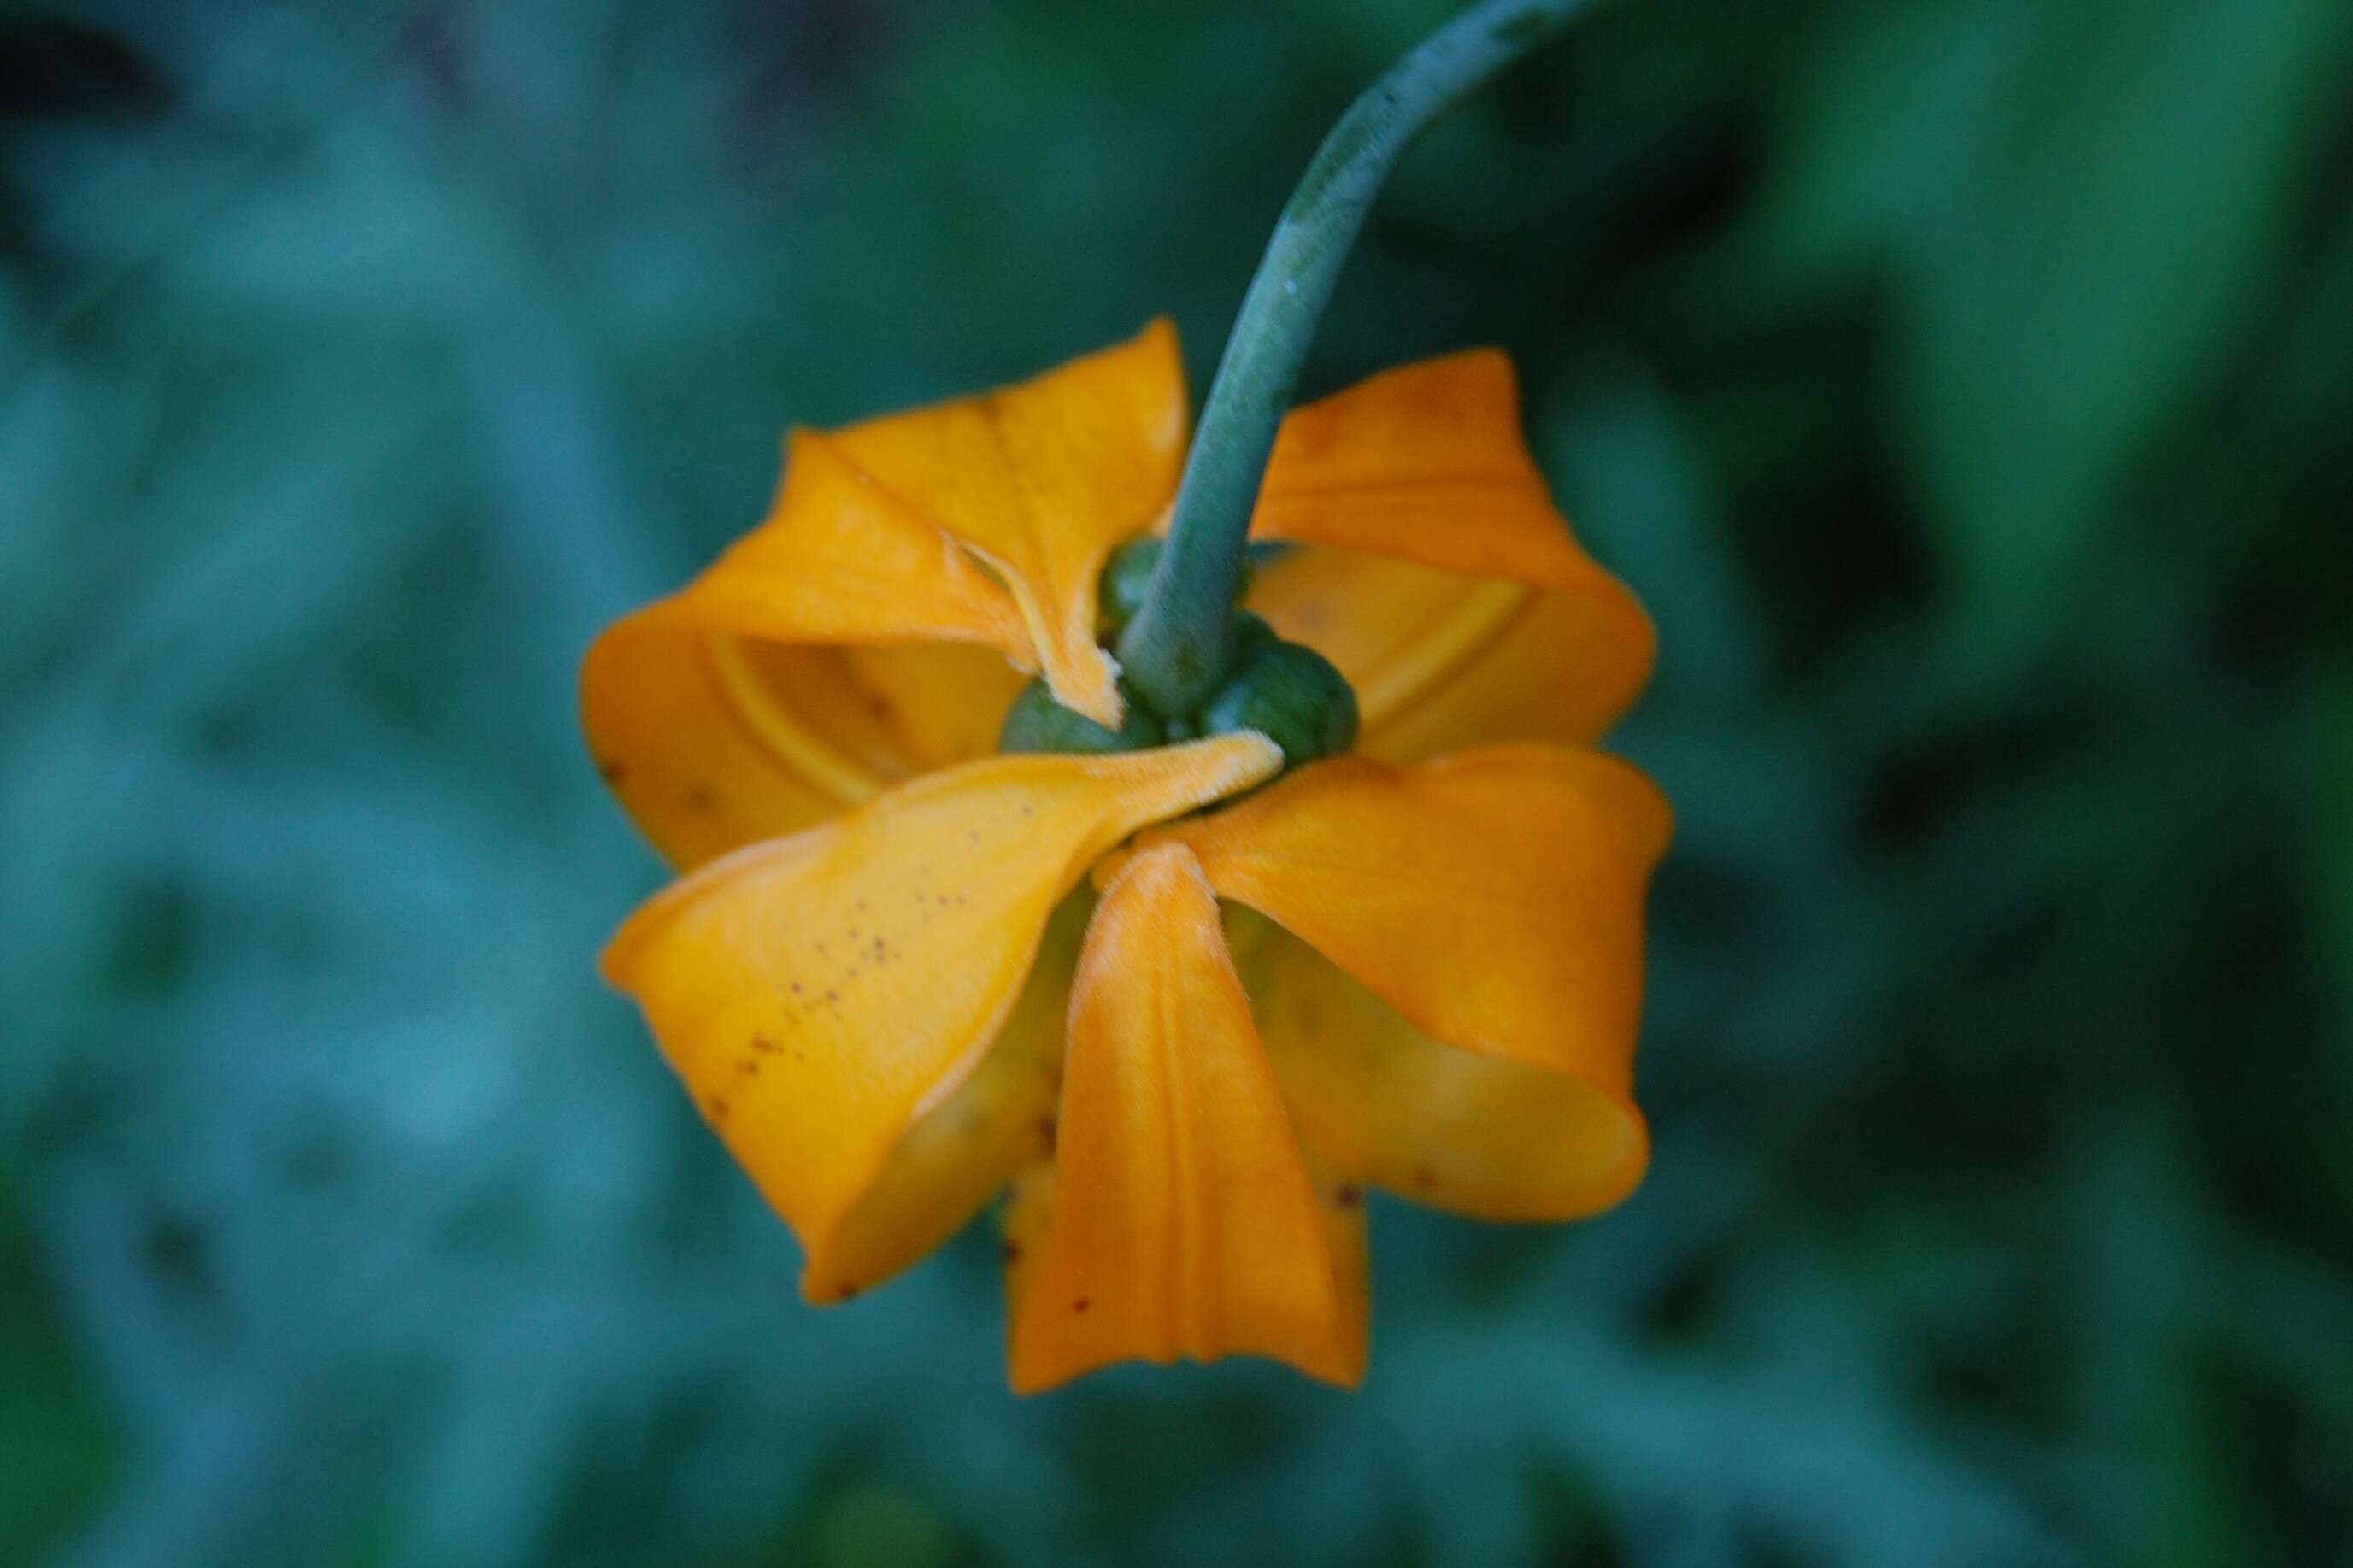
[585,320,1669,1391]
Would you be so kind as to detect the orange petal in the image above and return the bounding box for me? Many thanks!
[581,620,1025,872]
[1244,351,1655,750]
[581,427,1038,871]
[678,428,1037,658]
[802,895,1085,1303]
[600,736,1280,1301]
[1256,350,1620,591]
[832,642,1028,773]
[1247,551,1653,761]
[1141,746,1670,1219]
[1244,922,1651,1221]
[828,320,1189,728]
[1006,844,1363,1393]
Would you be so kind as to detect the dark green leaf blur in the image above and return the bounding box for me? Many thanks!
[4,1,2349,1564]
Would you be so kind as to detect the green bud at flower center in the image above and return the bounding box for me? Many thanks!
[1224,609,1277,667]
[1004,556,1357,768]
[1198,636,1358,766]
[997,678,1164,755]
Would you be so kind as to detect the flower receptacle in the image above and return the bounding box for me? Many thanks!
[1199,637,1358,766]
[998,612,1356,772]
[999,678,1166,755]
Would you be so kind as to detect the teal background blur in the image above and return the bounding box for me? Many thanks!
[5,1,2351,1564]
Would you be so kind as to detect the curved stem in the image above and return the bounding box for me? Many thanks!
[1116,0,1593,716]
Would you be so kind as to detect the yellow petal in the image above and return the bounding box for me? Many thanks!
[802,896,1085,1303]
[679,428,1037,657]
[1255,349,1621,592]
[1246,924,1652,1221]
[582,621,1026,872]
[1243,350,1655,753]
[1247,551,1653,761]
[581,428,1037,870]
[1141,745,1670,1219]
[1315,1164,1371,1377]
[600,736,1280,1300]
[1006,844,1363,1393]
[828,320,1188,728]
[583,613,855,872]
[834,642,1027,772]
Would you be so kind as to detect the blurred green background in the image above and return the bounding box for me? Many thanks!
[5,0,2351,1564]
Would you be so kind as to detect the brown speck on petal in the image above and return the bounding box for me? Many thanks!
[597,761,626,784]
[999,1240,1023,1264]
[1072,1296,1091,1313]
[1335,1183,1362,1209]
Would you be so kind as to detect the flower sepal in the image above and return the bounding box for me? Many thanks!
[999,590,1357,772]
[1198,634,1357,766]
[998,677,1166,755]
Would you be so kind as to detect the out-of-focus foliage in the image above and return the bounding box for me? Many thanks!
[4,0,2350,1563]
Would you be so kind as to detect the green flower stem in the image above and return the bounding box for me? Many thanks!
[1116,0,1595,717]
